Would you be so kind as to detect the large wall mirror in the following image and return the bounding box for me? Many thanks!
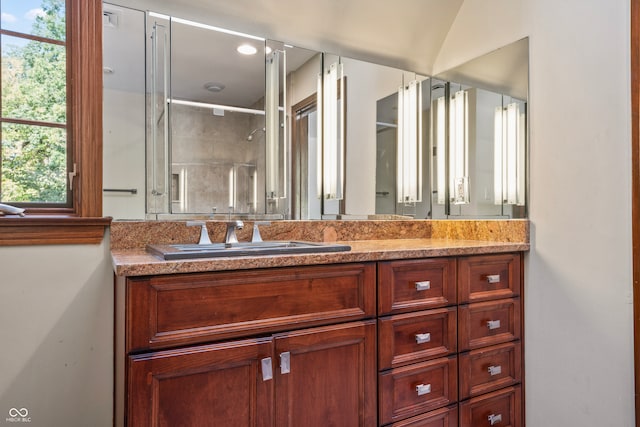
[433,38,529,219]
[102,2,528,221]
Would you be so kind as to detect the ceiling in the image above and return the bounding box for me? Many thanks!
[434,38,529,100]
[103,1,528,104]
[107,0,465,75]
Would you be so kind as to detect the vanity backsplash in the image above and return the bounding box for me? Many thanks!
[110,219,529,250]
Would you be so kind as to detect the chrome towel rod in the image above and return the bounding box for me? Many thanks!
[103,188,138,194]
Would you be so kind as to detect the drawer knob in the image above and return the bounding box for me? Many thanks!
[415,333,431,344]
[488,413,502,425]
[488,365,502,376]
[415,281,431,291]
[486,274,501,284]
[416,383,431,396]
[487,320,501,330]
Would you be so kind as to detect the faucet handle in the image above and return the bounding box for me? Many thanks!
[186,221,212,245]
[251,221,271,243]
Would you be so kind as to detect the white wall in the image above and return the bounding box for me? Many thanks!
[0,240,114,426]
[436,0,634,425]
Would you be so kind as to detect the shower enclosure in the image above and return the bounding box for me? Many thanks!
[146,13,286,218]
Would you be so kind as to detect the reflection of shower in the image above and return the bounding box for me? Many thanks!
[246,127,265,141]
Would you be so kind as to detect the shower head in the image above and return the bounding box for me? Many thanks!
[246,127,265,141]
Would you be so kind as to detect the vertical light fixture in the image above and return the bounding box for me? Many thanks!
[435,96,446,204]
[449,90,469,204]
[228,167,235,210]
[265,49,280,199]
[494,102,525,205]
[317,61,344,200]
[252,168,258,213]
[397,79,422,203]
[316,71,323,199]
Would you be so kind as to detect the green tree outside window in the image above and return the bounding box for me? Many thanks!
[1,0,68,204]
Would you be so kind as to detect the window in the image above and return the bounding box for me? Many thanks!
[1,0,68,207]
[0,0,109,245]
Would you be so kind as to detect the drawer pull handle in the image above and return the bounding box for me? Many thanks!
[488,365,502,376]
[486,274,501,284]
[416,383,431,396]
[415,281,431,291]
[415,333,431,344]
[488,413,502,425]
[261,357,273,381]
[280,352,291,374]
[487,320,501,330]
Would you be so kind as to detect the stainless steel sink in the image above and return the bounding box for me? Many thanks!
[146,241,351,260]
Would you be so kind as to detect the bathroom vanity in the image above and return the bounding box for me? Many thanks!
[112,221,528,427]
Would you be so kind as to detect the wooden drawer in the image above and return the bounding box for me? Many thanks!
[379,356,457,425]
[378,307,457,370]
[458,254,521,304]
[459,385,522,427]
[458,298,521,351]
[125,263,376,352]
[389,405,458,427]
[459,341,522,399]
[378,258,456,315]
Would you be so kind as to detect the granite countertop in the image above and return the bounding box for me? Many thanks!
[111,238,529,277]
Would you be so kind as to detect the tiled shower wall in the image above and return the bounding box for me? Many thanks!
[170,103,266,214]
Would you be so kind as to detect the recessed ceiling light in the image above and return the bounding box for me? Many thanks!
[237,44,257,55]
[203,82,225,93]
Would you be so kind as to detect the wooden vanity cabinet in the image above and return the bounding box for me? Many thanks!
[377,259,458,426]
[116,252,525,427]
[457,253,523,427]
[115,263,377,427]
[377,253,524,427]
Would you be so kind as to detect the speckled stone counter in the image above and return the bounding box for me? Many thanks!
[112,239,529,276]
[112,220,529,276]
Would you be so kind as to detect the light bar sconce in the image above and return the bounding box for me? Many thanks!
[265,48,286,200]
[494,102,525,205]
[397,79,423,203]
[435,96,446,204]
[317,61,345,200]
[449,90,469,204]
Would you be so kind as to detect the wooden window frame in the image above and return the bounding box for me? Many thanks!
[633,0,640,424]
[0,0,110,245]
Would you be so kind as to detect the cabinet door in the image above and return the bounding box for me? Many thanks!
[128,338,274,427]
[274,320,377,427]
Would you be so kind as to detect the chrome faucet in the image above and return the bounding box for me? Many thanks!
[225,220,244,245]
